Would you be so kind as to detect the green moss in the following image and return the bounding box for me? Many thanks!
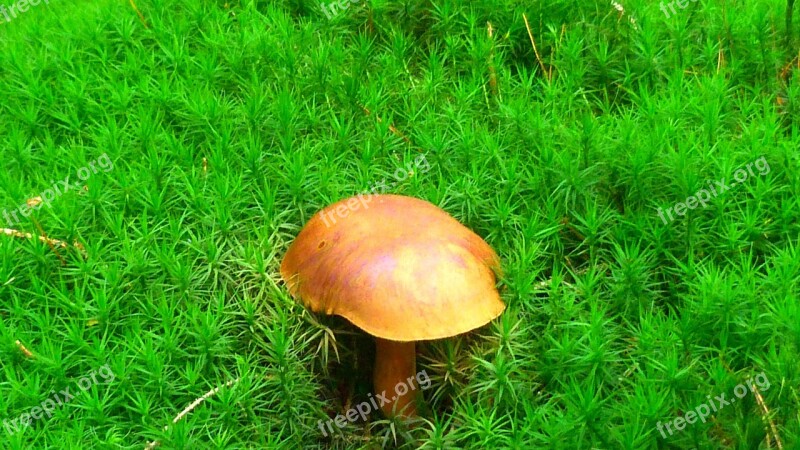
[0,0,798,448]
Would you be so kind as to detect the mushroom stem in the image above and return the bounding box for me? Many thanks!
[373,338,417,417]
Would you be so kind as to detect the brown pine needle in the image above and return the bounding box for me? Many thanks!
[751,381,784,449]
[1,227,86,257]
[360,104,412,144]
[129,0,149,29]
[15,340,34,359]
[522,13,550,81]
[31,217,66,266]
[487,21,499,98]
[144,378,240,450]
[611,1,639,30]
[778,49,800,82]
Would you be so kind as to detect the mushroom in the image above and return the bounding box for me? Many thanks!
[280,194,505,418]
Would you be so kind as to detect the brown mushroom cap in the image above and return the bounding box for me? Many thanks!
[280,194,505,341]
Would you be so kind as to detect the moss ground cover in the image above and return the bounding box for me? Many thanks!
[0,0,799,448]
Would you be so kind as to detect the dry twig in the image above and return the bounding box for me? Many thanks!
[32,217,66,266]
[522,13,550,81]
[751,379,784,449]
[359,104,412,144]
[144,378,241,449]
[487,22,499,98]
[129,0,149,28]
[15,340,34,359]
[1,227,86,257]
[611,1,639,31]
